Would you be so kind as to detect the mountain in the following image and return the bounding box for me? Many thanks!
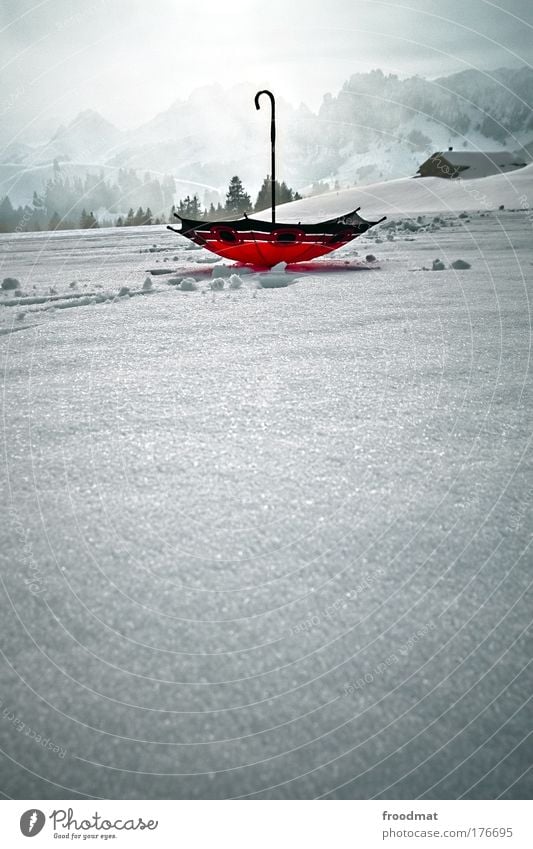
[434,66,533,141]
[2,67,532,203]
[108,66,533,191]
[38,109,125,163]
[109,84,303,191]
[304,66,533,187]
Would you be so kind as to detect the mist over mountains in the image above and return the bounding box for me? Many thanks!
[2,66,532,206]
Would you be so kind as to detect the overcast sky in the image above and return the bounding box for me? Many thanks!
[1,0,532,140]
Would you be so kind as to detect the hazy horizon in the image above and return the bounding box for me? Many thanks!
[13,64,533,136]
[1,0,532,142]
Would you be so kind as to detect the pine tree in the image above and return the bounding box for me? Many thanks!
[190,195,202,218]
[225,176,252,216]
[125,208,135,226]
[32,190,44,210]
[20,205,33,231]
[48,211,61,230]
[144,207,153,225]
[254,176,300,212]
[79,209,98,228]
[255,176,271,212]
[0,196,17,232]
[30,191,46,230]
[133,206,145,226]
[177,195,203,218]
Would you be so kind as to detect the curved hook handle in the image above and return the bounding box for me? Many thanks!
[254,89,276,144]
[254,90,276,223]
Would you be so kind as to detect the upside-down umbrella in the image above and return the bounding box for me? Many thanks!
[167,90,385,268]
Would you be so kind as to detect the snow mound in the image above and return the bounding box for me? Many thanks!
[258,273,294,289]
[2,277,19,290]
[265,163,533,220]
[179,277,198,291]
[210,265,233,278]
[228,274,243,289]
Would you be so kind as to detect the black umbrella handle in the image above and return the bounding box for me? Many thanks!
[255,90,276,224]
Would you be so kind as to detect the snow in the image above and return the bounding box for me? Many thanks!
[228,274,243,290]
[275,163,533,221]
[327,124,530,188]
[433,150,527,179]
[0,194,531,799]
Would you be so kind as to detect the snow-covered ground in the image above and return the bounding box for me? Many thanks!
[279,162,533,220]
[0,178,532,800]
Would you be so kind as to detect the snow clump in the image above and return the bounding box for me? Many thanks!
[2,277,19,290]
[179,277,198,291]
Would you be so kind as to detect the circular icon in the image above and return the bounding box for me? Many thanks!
[20,810,45,837]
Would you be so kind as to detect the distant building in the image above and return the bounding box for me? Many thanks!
[416,148,527,179]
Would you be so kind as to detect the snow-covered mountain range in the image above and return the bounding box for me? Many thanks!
[1,66,532,203]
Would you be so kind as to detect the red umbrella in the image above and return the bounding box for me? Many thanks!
[167,90,385,268]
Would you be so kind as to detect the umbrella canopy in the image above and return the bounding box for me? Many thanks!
[167,89,385,267]
[168,209,384,267]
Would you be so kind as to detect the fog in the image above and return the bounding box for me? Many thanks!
[1,0,532,141]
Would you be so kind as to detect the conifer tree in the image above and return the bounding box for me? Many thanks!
[0,196,17,232]
[133,207,145,226]
[48,211,61,230]
[225,176,252,216]
[254,176,301,212]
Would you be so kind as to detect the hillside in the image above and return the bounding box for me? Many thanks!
[1,66,532,205]
[265,163,533,221]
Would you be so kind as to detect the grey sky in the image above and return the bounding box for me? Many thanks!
[1,0,532,140]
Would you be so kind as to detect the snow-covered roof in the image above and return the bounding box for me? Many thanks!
[422,150,527,178]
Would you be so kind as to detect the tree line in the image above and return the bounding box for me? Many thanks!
[0,166,175,232]
[0,172,302,233]
[174,175,302,220]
